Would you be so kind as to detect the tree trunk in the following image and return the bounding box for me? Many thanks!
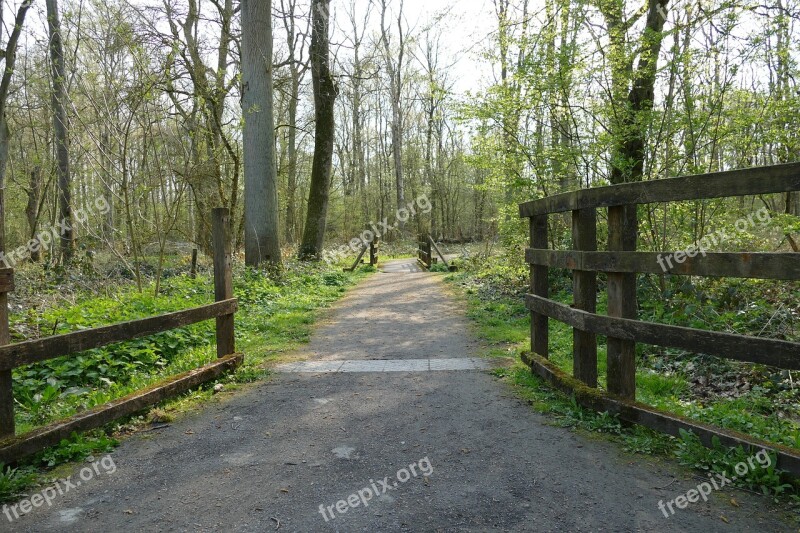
[299,0,337,260]
[100,129,114,244]
[46,0,73,263]
[242,0,282,266]
[0,118,8,257]
[279,0,306,245]
[0,0,32,261]
[25,167,43,261]
[380,0,406,226]
[285,70,300,243]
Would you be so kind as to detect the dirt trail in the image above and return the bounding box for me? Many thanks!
[6,259,794,532]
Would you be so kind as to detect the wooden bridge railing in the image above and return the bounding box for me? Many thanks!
[0,208,241,463]
[418,236,433,268]
[519,162,800,473]
[417,235,456,271]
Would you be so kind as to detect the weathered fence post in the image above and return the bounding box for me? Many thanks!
[0,269,15,438]
[345,243,368,272]
[369,240,377,266]
[572,208,598,387]
[212,209,235,358]
[190,248,198,279]
[606,205,637,399]
[530,215,549,358]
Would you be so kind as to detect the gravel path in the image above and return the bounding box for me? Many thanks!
[6,259,795,532]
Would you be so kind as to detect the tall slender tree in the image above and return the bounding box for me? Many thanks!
[379,0,407,226]
[299,0,338,259]
[242,0,282,266]
[0,0,33,257]
[279,0,310,245]
[46,0,73,263]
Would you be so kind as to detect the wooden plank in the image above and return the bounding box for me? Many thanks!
[345,244,368,272]
[571,208,597,387]
[0,291,12,438]
[0,269,13,293]
[428,237,450,268]
[525,294,800,370]
[0,353,243,464]
[212,208,235,359]
[0,299,239,371]
[530,215,549,358]
[519,163,800,217]
[525,249,800,280]
[606,205,637,400]
[521,351,800,476]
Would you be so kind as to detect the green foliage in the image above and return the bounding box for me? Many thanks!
[622,426,675,456]
[550,396,623,434]
[428,262,449,272]
[11,277,215,427]
[675,430,795,498]
[35,432,118,468]
[0,465,38,503]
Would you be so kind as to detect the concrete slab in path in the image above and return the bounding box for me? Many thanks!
[6,259,795,532]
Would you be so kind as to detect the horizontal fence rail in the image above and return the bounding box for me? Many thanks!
[0,208,241,462]
[519,163,800,474]
[0,299,238,371]
[525,295,800,369]
[525,249,800,280]
[0,353,243,464]
[519,162,800,217]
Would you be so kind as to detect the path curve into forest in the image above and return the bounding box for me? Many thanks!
[6,259,795,532]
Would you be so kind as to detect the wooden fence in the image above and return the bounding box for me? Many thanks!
[418,236,433,268]
[344,239,379,272]
[0,208,241,463]
[418,236,457,271]
[520,163,800,474]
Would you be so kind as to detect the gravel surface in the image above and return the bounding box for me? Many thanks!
[5,259,796,532]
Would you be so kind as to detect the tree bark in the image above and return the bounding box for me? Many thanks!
[242,0,282,266]
[299,0,338,260]
[380,0,406,225]
[25,167,42,261]
[46,0,73,263]
[279,0,308,245]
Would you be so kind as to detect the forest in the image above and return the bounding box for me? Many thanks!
[0,0,798,263]
[0,0,799,511]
